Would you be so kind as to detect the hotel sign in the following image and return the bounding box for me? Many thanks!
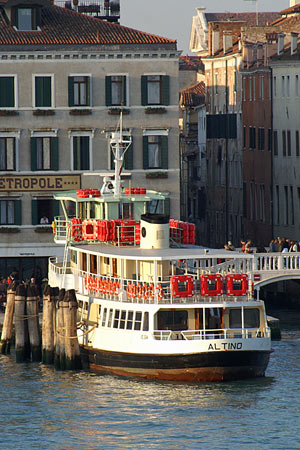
[0,175,81,191]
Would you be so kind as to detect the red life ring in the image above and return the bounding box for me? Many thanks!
[126,283,132,299]
[142,284,148,300]
[201,274,223,296]
[148,284,154,300]
[226,274,248,296]
[82,219,98,240]
[157,284,163,301]
[171,275,194,298]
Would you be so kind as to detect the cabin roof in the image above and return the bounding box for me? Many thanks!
[54,189,168,202]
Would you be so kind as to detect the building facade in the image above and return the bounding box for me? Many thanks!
[0,0,179,281]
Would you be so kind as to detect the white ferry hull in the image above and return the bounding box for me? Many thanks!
[80,346,271,382]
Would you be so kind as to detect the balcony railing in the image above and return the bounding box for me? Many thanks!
[54,0,120,20]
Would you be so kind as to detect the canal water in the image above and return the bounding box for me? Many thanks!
[0,313,300,450]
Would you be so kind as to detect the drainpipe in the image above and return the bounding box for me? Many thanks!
[225,59,229,241]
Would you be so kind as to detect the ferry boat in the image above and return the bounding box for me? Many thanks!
[49,121,272,382]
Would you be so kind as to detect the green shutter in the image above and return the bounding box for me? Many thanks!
[31,199,38,225]
[68,77,74,107]
[160,136,168,169]
[141,76,148,106]
[161,76,170,106]
[143,136,149,169]
[51,137,59,171]
[110,150,115,170]
[81,136,90,170]
[73,136,79,170]
[105,76,112,106]
[0,77,14,107]
[35,77,51,107]
[125,142,133,170]
[122,76,127,106]
[30,137,37,171]
[52,200,60,219]
[14,200,22,225]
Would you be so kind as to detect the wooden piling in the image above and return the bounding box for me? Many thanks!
[15,284,29,362]
[42,286,58,364]
[27,285,41,362]
[64,290,82,370]
[0,282,17,354]
[54,289,65,370]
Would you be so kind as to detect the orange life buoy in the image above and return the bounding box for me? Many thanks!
[142,284,148,300]
[136,283,142,299]
[201,274,223,296]
[226,274,248,296]
[127,282,132,299]
[157,284,163,301]
[148,284,154,300]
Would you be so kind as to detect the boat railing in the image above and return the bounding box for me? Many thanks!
[153,330,172,340]
[178,328,270,341]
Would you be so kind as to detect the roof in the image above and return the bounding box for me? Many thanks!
[0,5,176,48]
[205,12,281,27]
[179,56,204,72]
[179,82,205,107]
[280,3,300,15]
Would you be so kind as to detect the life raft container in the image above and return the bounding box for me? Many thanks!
[201,274,223,296]
[71,218,82,242]
[171,275,194,298]
[226,274,248,296]
[82,219,98,240]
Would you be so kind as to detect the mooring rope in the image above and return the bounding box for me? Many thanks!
[56,324,97,339]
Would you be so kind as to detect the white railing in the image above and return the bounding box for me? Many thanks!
[181,328,270,341]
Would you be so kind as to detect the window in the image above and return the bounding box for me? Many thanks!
[281,76,285,97]
[296,75,299,97]
[287,130,291,156]
[0,199,21,225]
[0,77,15,108]
[259,75,264,100]
[0,137,15,171]
[273,76,277,97]
[273,130,278,156]
[34,76,53,108]
[15,7,39,31]
[105,75,127,106]
[253,77,256,101]
[141,75,169,106]
[296,130,300,157]
[249,127,256,150]
[291,186,295,226]
[215,73,218,95]
[72,135,91,170]
[31,198,59,225]
[287,75,290,97]
[276,185,280,225]
[134,312,142,330]
[68,76,90,107]
[260,184,265,223]
[268,129,272,151]
[249,77,252,101]
[143,134,168,169]
[243,126,246,148]
[258,128,265,151]
[282,130,286,157]
[284,186,288,225]
[30,136,58,171]
[242,76,246,101]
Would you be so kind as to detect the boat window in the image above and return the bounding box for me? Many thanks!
[98,305,101,316]
[71,250,77,263]
[78,300,83,309]
[90,202,96,219]
[126,311,133,330]
[143,312,149,331]
[120,310,126,329]
[244,309,260,328]
[84,301,89,311]
[113,309,120,328]
[104,257,110,265]
[120,203,134,219]
[229,309,241,328]
[107,308,113,327]
[157,310,188,331]
[101,308,107,326]
[134,312,142,330]
[205,308,222,329]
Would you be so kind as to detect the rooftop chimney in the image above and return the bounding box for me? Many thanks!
[211,30,220,56]
[223,31,233,54]
[290,1,297,7]
[278,33,285,55]
[291,32,298,55]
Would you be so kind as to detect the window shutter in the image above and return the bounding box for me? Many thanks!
[68,77,74,107]
[0,77,14,108]
[30,137,37,171]
[81,136,90,170]
[122,76,127,106]
[160,136,168,169]
[161,76,170,106]
[31,199,38,225]
[35,77,51,107]
[141,76,148,106]
[51,137,59,171]
[125,142,133,170]
[14,200,22,225]
[110,150,115,170]
[52,199,60,219]
[105,76,112,106]
[143,136,149,169]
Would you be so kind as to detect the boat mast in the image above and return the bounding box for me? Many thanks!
[111,111,132,197]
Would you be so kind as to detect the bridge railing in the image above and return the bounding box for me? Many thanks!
[254,253,300,272]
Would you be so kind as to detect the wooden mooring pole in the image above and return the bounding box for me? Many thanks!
[15,284,30,362]
[42,286,58,364]
[64,289,81,370]
[55,289,66,370]
[0,282,17,354]
[27,285,41,362]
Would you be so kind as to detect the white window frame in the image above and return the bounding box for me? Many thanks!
[0,130,20,171]
[32,74,55,109]
[69,73,92,108]
[107,73,129,107]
